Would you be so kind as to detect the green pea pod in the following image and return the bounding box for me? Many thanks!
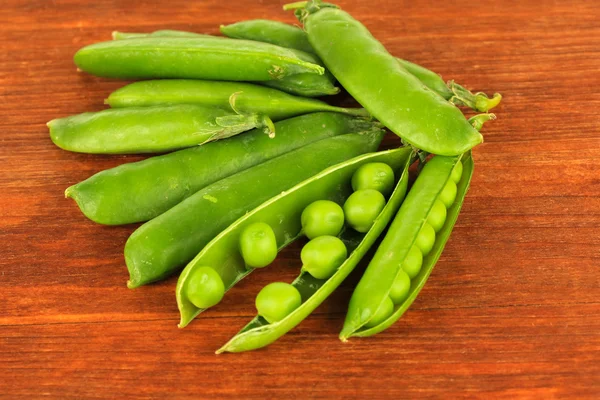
[66,113,377,225]
[221,19,501,111]
[126,129,384,288]
[286,1,484,155]
[109,30,339,97]
[339,152,474,340]
[48,104,274,154]
[74,37,324,81]
[177,146,411,329]
[216,150,413,353]
[106,80,367,120]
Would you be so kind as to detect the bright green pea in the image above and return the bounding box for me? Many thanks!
[389,270,411,305]
[301,235,347,279]
[415,223,436,256]
[343,189,386,233]
[439,180,458,208]
[427,199,447,232]
[185,266,225,309]
[451,160,463,183]
[239,222,278,268]
[255,282,302,324]
[364,296,394,328]
[351,162,395,196]
[402,245,423,279]
[301,200,344,239]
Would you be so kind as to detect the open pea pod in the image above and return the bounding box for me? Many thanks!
[340,152,474,339]
[176,147,412,328]
[216,149,413,353]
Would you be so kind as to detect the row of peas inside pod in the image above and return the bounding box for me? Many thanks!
[184,161,397,322]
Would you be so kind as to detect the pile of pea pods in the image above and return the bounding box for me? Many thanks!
[49,0,502,353]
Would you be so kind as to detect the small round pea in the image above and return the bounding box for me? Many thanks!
[402,245,423,279]
[343,189,386,233]
[451,161,463,183]
[415,223,436,256]
[439,180,458,208]
[389,270,411,305]
[255,282,302,324]
[364,296,394,328]
[301,236,347,279]
[185,266,225,309]
[351,162,395,196]
[427,199,447,232]
[239,222,277,268]
[300,200,345,239]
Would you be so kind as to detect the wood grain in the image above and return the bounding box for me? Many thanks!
[1,0,599,398]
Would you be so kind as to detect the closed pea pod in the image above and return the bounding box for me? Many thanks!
[215,150,413,353]
[126,129,385,288]
[177,147,412,331]
[66,112,376,225]
[340,152,474,340]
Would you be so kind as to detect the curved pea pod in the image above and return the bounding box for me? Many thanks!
[216,150,414,353]
[109,30,339,97]
[106,80,366,120]
[339,152,474,340]
[74,37,323,81]
[177,146,412,329]
[287,2,484,155]
[66,113,377,225]
[221,19,501,110]
[48,104,274,154]
[125,129,384,288]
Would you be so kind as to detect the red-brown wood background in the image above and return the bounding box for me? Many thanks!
[1,0,599,398]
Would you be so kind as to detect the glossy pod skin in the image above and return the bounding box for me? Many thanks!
[290,2,484,156]
[48,104,273,154]
[106,80,367,121]
[125,129,385,288]
[177,147,411,329]
[340,153,474,339]
[66,113,376,225]
[221,19,501,111]
[216,150,413,353]
[74,37,324,81]
[106,31,338,97]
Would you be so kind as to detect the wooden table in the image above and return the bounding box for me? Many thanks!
[2,0,599,398]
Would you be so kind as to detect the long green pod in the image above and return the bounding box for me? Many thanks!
[221,19,501,111]
[340,153,473,340]
[126,130,384,288]
[106,80,367,120]
[177,147,411,329]
[66,113,377,225]
[287,2,484,155]
[74,37,323,81]
[48,104,273,154]
[110,30,339,97]
[216,150,413,353]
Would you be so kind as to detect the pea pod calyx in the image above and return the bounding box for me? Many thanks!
[449,81,503,112]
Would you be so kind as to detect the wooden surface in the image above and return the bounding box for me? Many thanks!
[1,0,599,398]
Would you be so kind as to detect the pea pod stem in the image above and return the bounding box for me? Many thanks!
[449,81,503,112]
[468,113,496,131]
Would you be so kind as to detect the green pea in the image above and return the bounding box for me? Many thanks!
[439,180,458,208]
[351,162,395,196]
[185,266,225,309]
[364,296,394,328]
[427,199,447,233]
[415,223,436,256]
[301,236,347,279]
[343,189,386,233]
[255,282,302,324]
[389,270,411,305]
[239,222,277,268]
[451,161,463,183]
[301,200,344,239]
[402,245,423,279]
